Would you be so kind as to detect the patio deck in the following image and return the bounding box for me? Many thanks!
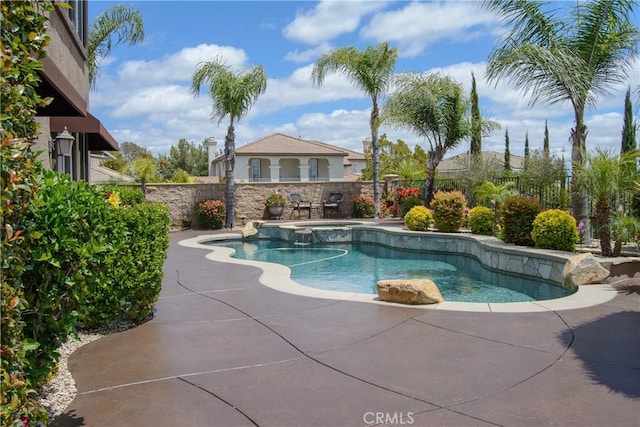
[53,228,639,427]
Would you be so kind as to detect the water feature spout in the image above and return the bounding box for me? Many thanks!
[294,228,313,245]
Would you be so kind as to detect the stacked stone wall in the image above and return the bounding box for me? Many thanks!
[137,181,375,227]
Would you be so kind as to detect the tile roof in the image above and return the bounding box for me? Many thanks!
[235,133,349,156]
[438,151,524,173]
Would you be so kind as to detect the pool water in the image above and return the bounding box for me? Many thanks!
[205,240,575,303]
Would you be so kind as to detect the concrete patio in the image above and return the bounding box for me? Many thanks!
[53,229,639,427]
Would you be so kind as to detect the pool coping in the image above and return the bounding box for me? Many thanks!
[178,230,618,313]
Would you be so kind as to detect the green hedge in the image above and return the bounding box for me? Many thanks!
[500,196,542,246]
[19,172,170,388]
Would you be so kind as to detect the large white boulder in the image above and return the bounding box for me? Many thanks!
[377,279,444,305]
[563,253,610,287]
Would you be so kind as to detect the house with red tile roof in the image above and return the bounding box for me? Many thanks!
[208,133,366,182]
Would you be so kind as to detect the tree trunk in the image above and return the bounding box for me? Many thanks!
[595,201,612,257]
[370,102,380,217]
[570,113,590,243]
[224,123,235,229]
[424,151,444,206]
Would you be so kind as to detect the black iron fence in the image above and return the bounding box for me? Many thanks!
[394,176,635,215]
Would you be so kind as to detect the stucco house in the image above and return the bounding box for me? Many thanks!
[33,2,119,182]
[208,133,366,182]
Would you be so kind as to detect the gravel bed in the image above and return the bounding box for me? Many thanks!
[37,321,137,419]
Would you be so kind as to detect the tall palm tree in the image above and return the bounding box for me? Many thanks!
[191,59,267,228]
[88,5,145,89]
[574,148,638,256]
[311,42,397,216]
[383,73,471,205]
[481,0,639,243]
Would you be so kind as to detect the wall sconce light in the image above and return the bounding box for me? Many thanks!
[51,126,75,174]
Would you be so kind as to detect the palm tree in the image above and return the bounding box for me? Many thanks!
[311,42,397,216]
[88,5,145,89]
[482,0,639,241]
[383,73,472,205]
[474,179,516,227]
[481,0,639,243]
[574,148,639,256]
[191,59,267,228]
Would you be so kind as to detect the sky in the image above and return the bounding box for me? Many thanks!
[88,0,639,160]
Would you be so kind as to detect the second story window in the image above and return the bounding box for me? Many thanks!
[63,0,87,46]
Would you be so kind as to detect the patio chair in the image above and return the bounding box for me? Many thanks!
[288,193,312,219]
[322,193,343,218]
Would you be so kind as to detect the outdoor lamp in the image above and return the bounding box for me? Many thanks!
[55,126,75,156]
[54,126,75,174]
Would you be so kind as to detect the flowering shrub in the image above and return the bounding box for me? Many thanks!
[196,199,226,229]
[265,193,285,207]
[352,195,375,218]
[430,191,467,232]
[404,206,433,231]
[467,206,494,235]
[531,209,579,252]
[379,197,394,218]
[107,191,121,208]
[395,187,422,217]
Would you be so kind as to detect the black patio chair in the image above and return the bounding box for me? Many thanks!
[288,193,312,219]
[322,193,343,218]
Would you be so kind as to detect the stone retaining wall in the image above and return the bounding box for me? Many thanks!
[139,181,375,227]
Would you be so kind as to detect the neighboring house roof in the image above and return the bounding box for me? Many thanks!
[213,133,351,161]
[89,152,135,184]
[438,151,524,174]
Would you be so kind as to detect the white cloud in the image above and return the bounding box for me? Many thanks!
[283,0,389,45]
[117,44,248,85]
[361,1,495,57]
[284,43,333,63]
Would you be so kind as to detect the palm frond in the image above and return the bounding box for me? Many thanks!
[480,0,563,47]
[88,5,145,87]
[486,44,594,107]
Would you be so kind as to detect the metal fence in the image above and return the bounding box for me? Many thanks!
[396,176,637,215]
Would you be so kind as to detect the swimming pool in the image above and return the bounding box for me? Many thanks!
[204,239,575,303]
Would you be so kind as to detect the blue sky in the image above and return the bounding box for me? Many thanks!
[88,1,639,159]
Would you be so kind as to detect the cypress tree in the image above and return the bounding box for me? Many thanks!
[504,128,511,172]
[524,131,530,169]
[470,72,481,156]
[621,86,637,155]
[543,120,550,158]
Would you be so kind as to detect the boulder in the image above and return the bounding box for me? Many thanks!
[377,279,443,305]
[241,221,263,238]
[563,253,610,287]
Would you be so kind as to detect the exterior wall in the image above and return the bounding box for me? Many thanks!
[218,155,345,182]
[45,7,89,100]
[140,181,375,227]
[35,117,54,170]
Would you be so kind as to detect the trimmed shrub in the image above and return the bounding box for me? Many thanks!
[80,201,170,327]
[23,171,126,386]
[115,203,170,324]
[20,172,171,388]
[196,199,225,229]
[500,196,542,246]
[404,206,433,231]
[430,191,467,232]
[352,195,375,218]
[531,209,579,252]
[468,206,494,235]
